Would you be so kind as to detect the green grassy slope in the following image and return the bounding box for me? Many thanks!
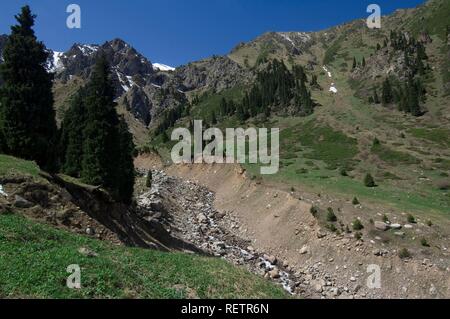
[0,213,287,299]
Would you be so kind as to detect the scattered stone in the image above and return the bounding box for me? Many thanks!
[0,185,8,197]
[78,247,98,257]
[197,214,207,224]
[86,227,95,236]
[300,245,309,255]
[265,255,278,265]
[395,232,405,237]
[13,195,34,208]
[430,284,437,296]
[390,223,402,230]
[375,222,389,231]
[312,279,325,293]
[404,224,413,229]
[317,231,327,239]
[268,269,280,279]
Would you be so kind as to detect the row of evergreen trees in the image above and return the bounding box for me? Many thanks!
[0,6,135,204]
[218,60,314,122]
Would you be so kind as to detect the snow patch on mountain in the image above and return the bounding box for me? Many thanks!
[47,51,65,72]
[279,33,295,47]
[77,44,99,56]
[153,63,175,72]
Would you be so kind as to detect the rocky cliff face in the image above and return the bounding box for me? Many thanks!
[171,56,250,92]
[0,35,251,130]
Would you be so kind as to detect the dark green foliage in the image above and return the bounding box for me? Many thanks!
[310,74,319,88]
[220,60,314,122]
[62,56,135,204]
[354,232,362,240]
[326,207,337,222]
[352,197,360,205]
[386,32,430,116]
[352,219,364,231]
[381,78,394,105]
[155,104,185,136]
[364,173,376,188]
[407,214,416,224]
[362,57,366,68]
[81,55,119,189]
[426,220,433,227]
[60,90,86,177]
[115,116,136,204]
[420,238,430,247]
[339,167,348,176]
[382,214,390,223]
[0,6,58,172]
[310,206,319,217]
[373,137,381,146]
[352,57,357,70]
[326,223,337,232]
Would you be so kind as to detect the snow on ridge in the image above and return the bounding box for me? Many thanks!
[153,63,175,72]
[77,44,99,55]
[279,33,295,47]
[47,51,65,72]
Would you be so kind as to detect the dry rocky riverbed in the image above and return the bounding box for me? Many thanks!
[136,170,381,298]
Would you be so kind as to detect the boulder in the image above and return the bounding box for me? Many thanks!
[268,268,280,279]
[14,195,34,209]
[375,221,389,231]
[300,245,309,255]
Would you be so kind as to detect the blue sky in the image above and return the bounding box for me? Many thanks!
[0,0,425,66]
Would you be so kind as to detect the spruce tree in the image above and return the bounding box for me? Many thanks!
[0,6,58,171]
[364,173,376,188]
[362,57,366,68]
[60,89,86,177]
[82,55,120,191]
[352,57,357,70]
[115,116,135,204]
[382,78,393,105]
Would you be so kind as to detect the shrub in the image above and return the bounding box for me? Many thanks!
[364,173,376,187]
[382,214,390,223]
[369,218,374,225]
[421,238,430,247]
[407,214,416,224]
[345,225,351,233]
[373,138,381,146]
[352,219,364,231]
[326,208,337,222]
[326,224,337,232]
[427,220,433,227]
[339,167,348,176]
[398,248,411,259]
[352,197,360,205]
[355,232,363,240]
[310,206,319,217]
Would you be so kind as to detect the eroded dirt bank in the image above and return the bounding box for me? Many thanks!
[156,161,450,299]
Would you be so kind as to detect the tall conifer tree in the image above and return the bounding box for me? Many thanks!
[0,6,58,171]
